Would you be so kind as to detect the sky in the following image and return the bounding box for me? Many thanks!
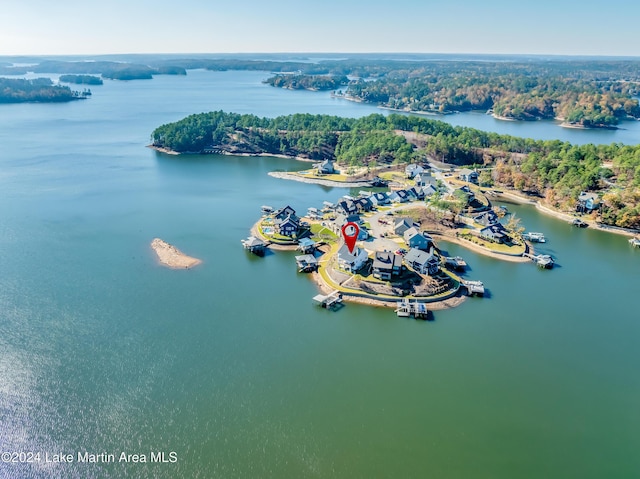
[1,0,639,57]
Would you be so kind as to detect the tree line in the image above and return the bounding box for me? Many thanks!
[151,110,640,228]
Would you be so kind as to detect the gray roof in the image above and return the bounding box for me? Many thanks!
[578,191,599,202]
[295,254,318,265]
[372,251,402,271]
[337,244,363,263]
[404,248,436,266]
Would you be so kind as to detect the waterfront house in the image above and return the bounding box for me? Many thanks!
[331,213,363,236]
[316,159,335,174]
[404,227,431,251]
[389,189,410,203]
[394,218,416,236]
[370,192,390,206]
[404,248,439,276]
[474,210,499,226]
[354,197,374,212]
[336,199,359,216]
[577,191,601,212]
[372,251,403,280]
[274,205,297,221]
[336,244,369,273]
[405,164,425,179]
[458,168,479,184]
[480,223,509,244]
[274,214,300,237]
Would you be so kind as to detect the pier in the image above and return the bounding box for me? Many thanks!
[522,232,546,243]
[444,256,467,270]
[295,254,318,272]
[313,290,343,309]
[462,280,485,296]
[241,236,267,255]
[523,252,554,268]
[395,299,429,319]
[571,218,588,228]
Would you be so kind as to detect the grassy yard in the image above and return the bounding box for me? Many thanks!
[458,231,526,255]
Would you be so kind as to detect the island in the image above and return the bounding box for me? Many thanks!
[0,77,88,103]
[59,74,103,85]
[151,238,201,269]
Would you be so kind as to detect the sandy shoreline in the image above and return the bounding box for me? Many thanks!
[268,171,372,188]
[151,238,202,269]
[147,144,316,163]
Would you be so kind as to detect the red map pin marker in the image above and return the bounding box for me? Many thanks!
[341,222,360,254]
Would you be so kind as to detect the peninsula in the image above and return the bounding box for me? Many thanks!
[151,111,640,230]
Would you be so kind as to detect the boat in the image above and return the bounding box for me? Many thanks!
[462,280,485,296]
[522,232,546,243]
[629,238,640,248]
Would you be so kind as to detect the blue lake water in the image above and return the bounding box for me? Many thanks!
[0,69,639,478]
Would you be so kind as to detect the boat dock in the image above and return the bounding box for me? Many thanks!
[241,236,267,255]
[444,256,467,270]
[629,238,640,248]
[572,218,588,228]
[295,254,318,272]
[462,280,485,296]
[523,252,554,268]
[395,299,429,319]
[313,290,343,309]
[522,232,546,243]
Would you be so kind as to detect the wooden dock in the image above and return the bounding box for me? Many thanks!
[462,280,485,296]
[444,256,467,270]
[523,252,554,268]
[395,299,429,319]
[241,236,267,256]
[522,232,546,243]
[295,254,318,272]
[313,290,343,309]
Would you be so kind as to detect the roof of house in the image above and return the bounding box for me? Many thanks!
[404,227,425,243]
[337,244,365,263]
[578,191,599,202]
[480,223,508,238]
[404,248,436,266]
[372,251,402,271]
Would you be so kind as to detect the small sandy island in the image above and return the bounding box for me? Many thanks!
[151,238,202,269]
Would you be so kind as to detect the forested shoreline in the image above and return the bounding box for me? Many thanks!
[0,78,86,103]
[151,111,640,228]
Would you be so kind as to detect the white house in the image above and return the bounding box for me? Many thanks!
[336,244,369,273]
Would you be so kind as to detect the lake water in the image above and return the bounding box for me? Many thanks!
[1,69,639,478]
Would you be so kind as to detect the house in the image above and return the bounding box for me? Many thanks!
[405,164,425,179]
[354,197,374,212]
[458,168,479,184]
[389,189,410,203]
[474,210,499,226]
[414,172,436,187]
[421,184,438,197]
[336,244,369,273]
[316,159,335,174]
[407,186,425,201]
[577,192,600,212]
[331,213,364,236]
[274,205,296,221]
[336,199,358,216]
[404,248,439,276]
[455,186,475,204]
[480,223,509,244]
[274,214,300,237]
[372,251,403,280]
[404,227,431,250]
[370,192,390,206]
[393,218,416,236]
